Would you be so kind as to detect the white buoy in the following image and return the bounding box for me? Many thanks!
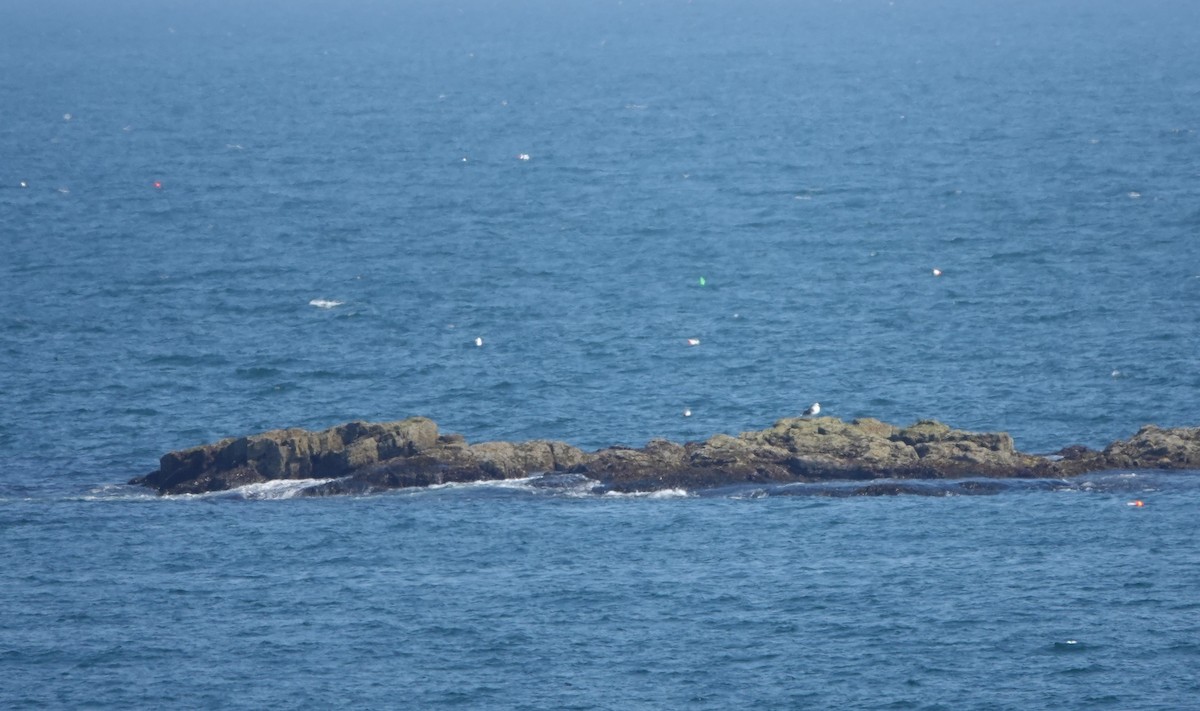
[475,337,483,347]
[803,402,820,417]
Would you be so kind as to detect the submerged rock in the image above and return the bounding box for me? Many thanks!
[129,416,1200,496]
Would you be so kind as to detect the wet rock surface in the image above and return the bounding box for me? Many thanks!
[130,416,1200,496]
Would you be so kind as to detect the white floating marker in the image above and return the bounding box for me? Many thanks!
[19,180,27,188]
[683,408,692,417]
[932,268,943,277]
[475,337,483,347]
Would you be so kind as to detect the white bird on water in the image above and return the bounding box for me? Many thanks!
[803,402,820,417]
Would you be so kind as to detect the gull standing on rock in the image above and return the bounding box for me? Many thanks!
[803,402,820,417]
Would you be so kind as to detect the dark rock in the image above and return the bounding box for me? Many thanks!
[322,438,588,493]
[130,416,1200,496]
[850,482,946,497]
[131,417,439,494]
[1102,424,1200,469]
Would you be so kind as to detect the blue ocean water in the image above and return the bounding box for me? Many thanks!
[2,1,1200,708]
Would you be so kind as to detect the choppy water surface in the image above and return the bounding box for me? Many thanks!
[2,1,1199,708]
[5,472,1200,709]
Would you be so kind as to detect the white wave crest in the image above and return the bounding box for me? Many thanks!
[309,299,344,309]
[231,478,335,499]
[400,473,601,498]
[604,487,693,499]
[78,484,160,501]
[161,478,336,501]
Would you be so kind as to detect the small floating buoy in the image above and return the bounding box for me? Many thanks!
[475,337,483,347]
[683,408,692,417]
[932,268,943,277]
[19,180,27,188]
[686,338,700,346]
[1127,500,1144,507]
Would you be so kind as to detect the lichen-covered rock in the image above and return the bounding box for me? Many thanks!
[573,439,689,481]
[1102,425,1200,469]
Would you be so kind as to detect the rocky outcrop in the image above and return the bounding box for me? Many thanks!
[135,417,440,495]
[300,435,589,496]
[573,417,1058,493]
[129,416,1200,496]
[1100,425,1200,470]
